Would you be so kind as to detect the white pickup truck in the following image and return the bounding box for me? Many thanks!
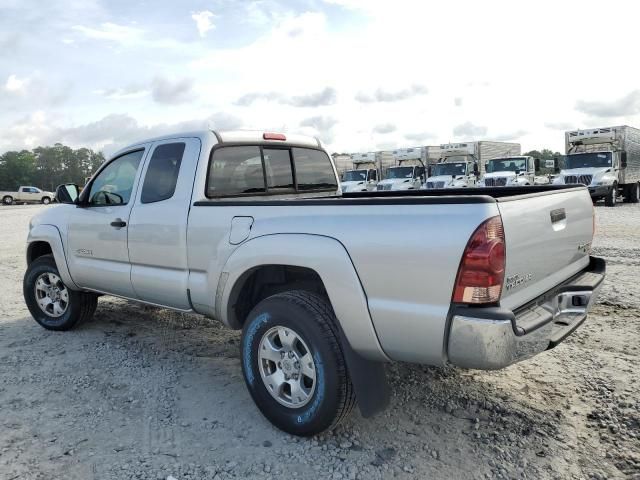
[24,130,605,436]
[2,186,54,205]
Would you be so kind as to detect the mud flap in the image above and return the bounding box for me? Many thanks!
[337,329,390,418]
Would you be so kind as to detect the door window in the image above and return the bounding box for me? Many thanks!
[88,150,144,206]
[140,143,185,203]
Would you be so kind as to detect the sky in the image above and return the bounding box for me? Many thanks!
[1,0,640,157]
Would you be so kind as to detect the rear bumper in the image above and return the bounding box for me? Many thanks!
[447,256,605,370]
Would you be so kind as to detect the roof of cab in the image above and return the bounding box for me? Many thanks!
[112,130,322,158]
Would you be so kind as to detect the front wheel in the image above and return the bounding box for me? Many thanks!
[23,255,98,331]
[241,291,356,436]
[41,197,51,205]
[605,184,618,207]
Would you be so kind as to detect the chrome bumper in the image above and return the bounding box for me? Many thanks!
[447,256,605,370]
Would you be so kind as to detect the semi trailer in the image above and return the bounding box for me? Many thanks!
[340,155,380,192]
[554,126,640,206]
[425,141,521,189]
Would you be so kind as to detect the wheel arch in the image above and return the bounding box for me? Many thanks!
[218,233,388,363]
[27,225,79,290]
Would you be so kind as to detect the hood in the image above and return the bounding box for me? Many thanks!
[426,175,453,184]
[340,180,367,192]
[379,178,410,185]
[483,171,516,178]
[561,167,610,176]
[340,180,366,188]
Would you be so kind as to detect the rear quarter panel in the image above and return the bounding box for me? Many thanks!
[189,200,499,365]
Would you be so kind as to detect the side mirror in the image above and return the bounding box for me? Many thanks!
[534,158,540,172]
[55,183,79,204]
[473,163,479,176]
[515,169,521,175]
[621,152,628,168]
[553,157,561,173]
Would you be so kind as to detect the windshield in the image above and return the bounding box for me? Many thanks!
[342,169,367,182]
[486,158,527,173]
[386,166,414,179]
[565,152,612,169]
[432,163,466,177]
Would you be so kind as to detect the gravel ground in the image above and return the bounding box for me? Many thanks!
[1,203,638,480]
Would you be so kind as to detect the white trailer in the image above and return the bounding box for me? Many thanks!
[340,153,381,192]
[554,126,640,206]
[377,148,426,191]
[425,141,520,189]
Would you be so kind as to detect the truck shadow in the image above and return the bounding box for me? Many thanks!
[1,299,571,478]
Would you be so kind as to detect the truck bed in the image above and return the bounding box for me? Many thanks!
[194,185,585,206]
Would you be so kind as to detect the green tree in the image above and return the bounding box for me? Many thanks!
[0,144,106,191]
[0,150,36,190]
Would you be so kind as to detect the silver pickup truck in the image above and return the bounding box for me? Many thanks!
[23,130,605,436]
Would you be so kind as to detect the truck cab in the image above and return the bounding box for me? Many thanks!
[425,144,479,189]
[554,127,640,206]
[479,156,538,187]
[340,160,379,192]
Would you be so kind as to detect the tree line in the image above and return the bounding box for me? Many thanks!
[0,143,105,191]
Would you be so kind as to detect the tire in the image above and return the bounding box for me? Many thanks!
[23,254,98,331]
[605,184,617,207]
[41,197,51,205]
[2,195,13,205]
[626,183,639,204]
[241,290,356,436]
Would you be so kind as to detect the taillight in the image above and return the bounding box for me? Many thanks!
[263,132,286,141]
[453,216,505,304]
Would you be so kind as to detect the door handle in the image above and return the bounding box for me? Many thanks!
[110,219,127,228]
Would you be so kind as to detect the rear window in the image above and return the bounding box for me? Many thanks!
[206,146,336,197]
[292,148,338,190]
[263,148,294,191]
[207,146,266,197]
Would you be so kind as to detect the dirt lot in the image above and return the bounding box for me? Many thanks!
[1,203,638,480]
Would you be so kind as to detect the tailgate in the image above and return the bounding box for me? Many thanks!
[498,188,593,311]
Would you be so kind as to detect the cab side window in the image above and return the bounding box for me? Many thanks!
[140,143,185,203]
[89,150,144,206]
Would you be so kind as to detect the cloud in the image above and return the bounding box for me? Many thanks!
[575,90,640,118]
[453,122,487,138]
[96,84,149,100]
[235,87,337,107]
[355,84,428,103]
[290,87,337,107]
[404,131,436,143]
[192,11,215,37]
[300,115,338,131]
[544,121,574,131]
[5,74,28,94]
[300,115,338,143]
[373,123,396,134]
[151,77,195,104]
[488,130,528,142]
[454,97,463,107]
[72,22,143,45]
[0,112,243,155]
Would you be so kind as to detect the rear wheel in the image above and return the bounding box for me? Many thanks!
[625,183,639,204]
[24,255,98,331]
[241,290,356,436]
[2,195,13,205]
[605,184,617,207]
